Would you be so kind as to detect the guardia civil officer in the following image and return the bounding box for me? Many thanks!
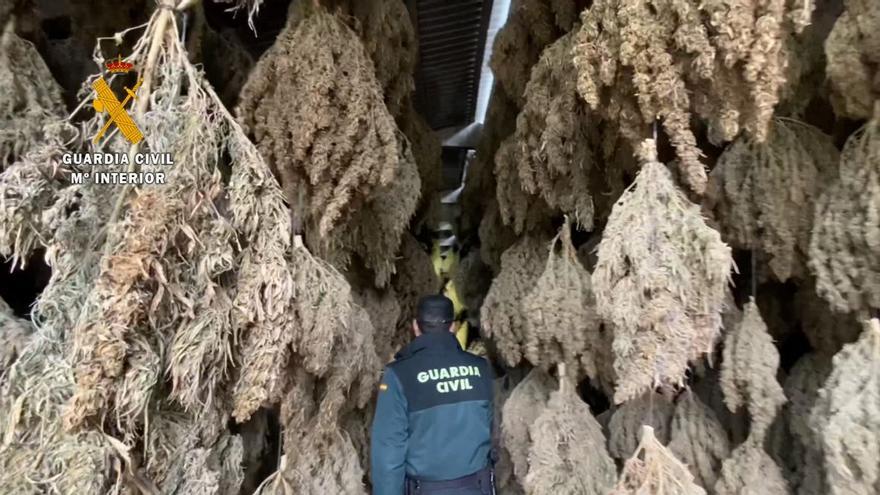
[370,295,495,495]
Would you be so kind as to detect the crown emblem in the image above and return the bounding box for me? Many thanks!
[106,55,134,73]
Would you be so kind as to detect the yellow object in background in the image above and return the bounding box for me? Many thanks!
[432,241,458,279]
[444,280,469,349]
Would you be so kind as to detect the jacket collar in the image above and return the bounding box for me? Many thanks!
[395,331,460,360]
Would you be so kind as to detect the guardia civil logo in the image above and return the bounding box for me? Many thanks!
[92,55,144,145]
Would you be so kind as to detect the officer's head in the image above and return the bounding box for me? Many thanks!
[413,295,456,336]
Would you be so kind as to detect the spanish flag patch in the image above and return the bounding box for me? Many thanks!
[379,383,388,392]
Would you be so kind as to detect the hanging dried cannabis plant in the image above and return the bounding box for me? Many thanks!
[668,392,732,491]
[451,249,493,320]
[809,115,880,313]
[573,0,814,194]
[477,199,519,274]
[238,6,398,239]
[524,365,616,495]
[145,407,245,494]
[610,425,707,495]
[64,4,249,433]
[714,437,790,495]
[593,140,733,403]
[482,235,551,367]
[514,31,596,229]
[608,391,675,460]
[523,218,606,382]
[0,120,74,268]
[720,300,786,436]
[810,319,880,494]
[0,299,30,371]
[311,130,420,287]
[495,136,555,235]
[351,0,416,118]
[391,233,439,341]
[824,0,880,120]
[399,103,443,215]
[794,284,861,355]
[783,353,833,495]
[0,22,65,169]
[501,368,556,485]
[708,119,839,282]
[354,286,401,366]
[490,0,574,107]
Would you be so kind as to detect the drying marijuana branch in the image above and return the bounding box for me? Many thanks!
[238,7,398,240]
[513,31,596,229]
[610,425,707,495]
[708,119,839,282]
[0,299,30,371]
[524,365,616,495]
[809,115,880,313]
[0,121,73,268]
[501,368,556,485]
[720,300,786,437]
[810,319,880,494]
[825,0,880,120]
[523,218,606,383]
[482,235,551,367]
[714,436,790,495]
[311,130,420,287]
[490,0,575,107]
[608,392,675,460]
[784,353,833,495]
[573,0,815,194]
[668,392,731,491]
[795,283,861,355]
[350,0,416,118]
[593,140,733,403]
[0,22,65,169]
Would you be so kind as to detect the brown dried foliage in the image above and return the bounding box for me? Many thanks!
[714,437,790,495]
[490,0,574,107]
[351,0,416,118]
[524,372,616,495]
[668,392,732,491]
[608,392,675,460]
[482,235,550,367]
[783,353,833,495]
[501,368,556,485]
[477,199,518,274]
[391,233,439,347]
[809,117,880,313]
[795,283,861,355]
[514,31,596,229]
[708,120,839,282]
[593,140,733,403]
[316,131,420,287]
[610,425,707,495]
[574,0,814,194]
[720,300,786,437]
[523,220,606,382]
[0,23,65,168]
[495,135,554,235]
[810,319,880,494]
[238,9,398,239]
[399,103,442,215]
[825,0,880,120]
[65,190,177,431]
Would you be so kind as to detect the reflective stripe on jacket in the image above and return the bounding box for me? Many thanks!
[370,332,493,495]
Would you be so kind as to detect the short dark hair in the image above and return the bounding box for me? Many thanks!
[416,295,454,333]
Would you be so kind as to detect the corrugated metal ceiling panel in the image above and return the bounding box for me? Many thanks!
[409,0,494,130]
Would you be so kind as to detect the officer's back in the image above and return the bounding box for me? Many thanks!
[371,295,494,495]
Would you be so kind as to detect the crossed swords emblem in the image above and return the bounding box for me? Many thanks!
[91,76,144,145]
